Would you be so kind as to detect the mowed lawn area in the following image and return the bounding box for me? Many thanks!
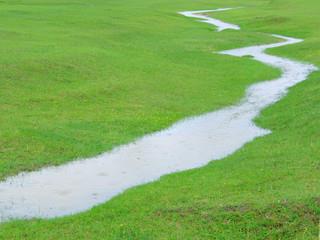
[0,0,319,239]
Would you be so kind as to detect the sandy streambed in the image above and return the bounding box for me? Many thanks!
[0,8,317,222]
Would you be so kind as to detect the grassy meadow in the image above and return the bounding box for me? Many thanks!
[0,0,319,239]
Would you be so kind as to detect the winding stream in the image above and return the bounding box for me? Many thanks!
[0,8,317,222]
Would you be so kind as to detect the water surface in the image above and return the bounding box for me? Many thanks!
[0,8,317,222]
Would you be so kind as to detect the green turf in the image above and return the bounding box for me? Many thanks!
[0,0,319,239]
[0,0,281,180]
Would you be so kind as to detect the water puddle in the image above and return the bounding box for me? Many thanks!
[0,8,317,222]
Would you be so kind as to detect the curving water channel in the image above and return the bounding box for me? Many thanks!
[0,8,317,222]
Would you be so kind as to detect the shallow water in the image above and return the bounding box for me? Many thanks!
[179,8,240,31]
[0,9,317,222]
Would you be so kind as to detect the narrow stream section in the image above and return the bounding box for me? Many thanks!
[0,8,317,222]
[179,8,240,31]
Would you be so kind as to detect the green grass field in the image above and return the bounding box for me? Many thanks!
[0,0,319,239]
